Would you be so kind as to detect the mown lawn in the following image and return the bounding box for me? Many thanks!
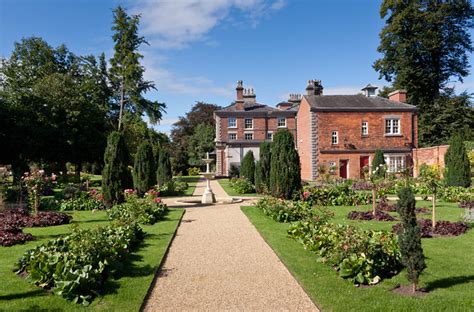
[177,175,200,196]
[0,209,184,311]
[217,179,261,197]
[242,201,474,311]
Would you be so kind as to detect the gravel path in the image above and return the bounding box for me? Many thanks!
[143,179,318,311]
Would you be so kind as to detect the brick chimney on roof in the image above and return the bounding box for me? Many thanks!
[388,89,407,103]
[235,80,244,110]
[243,88,256,104]
[306,79,323,96]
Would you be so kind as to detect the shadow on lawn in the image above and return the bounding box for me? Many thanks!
[0,289,45,301]
[425,275,474,291]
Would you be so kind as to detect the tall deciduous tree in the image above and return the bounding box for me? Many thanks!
[444,133,471,187]
[102,131,131,206]
[240,151,255,184]
[269,129,301,199]
[109,6,165,130]
[133,141,156,195]
[186,123,215,166]
[396,187,426,294]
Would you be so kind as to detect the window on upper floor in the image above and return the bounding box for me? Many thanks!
[228,117,237,128]
[277,117,286,127]
[361,121,368,136]
[385,118,400,135]
[266,132,273,141]
[331,131,338,145]
[244,118,253,129]
[244,133,253,140]
[228,133,237,140]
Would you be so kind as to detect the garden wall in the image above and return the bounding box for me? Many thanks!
[412,145,449,177]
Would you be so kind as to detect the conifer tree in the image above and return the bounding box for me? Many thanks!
[102,131,131,206]
[254,160,263,193]
[133,140,155,195]
[444,133,471,187]
[371,149,386,179]
[156,148,172,186]
[259,142,272,188]
[396,187,426,294]
[240,150,255,184]
[269,129,301,199]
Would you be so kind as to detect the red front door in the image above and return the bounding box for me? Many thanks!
[360,156,370,178]
[339,160,348,179]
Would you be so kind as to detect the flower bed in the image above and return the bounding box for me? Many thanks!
[459,200,474,209]
[303,183,371,206]
[347,210,396,221]
[392,219,469,238]
[0,224,34,247]
[255,197,329,223]
[59,190,105,211]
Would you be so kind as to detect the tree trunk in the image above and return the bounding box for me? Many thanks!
[372,188,377,215]
[432,192,436,229]
[34,193,39,216]
[412,282,417,294]
[118,77,124,131]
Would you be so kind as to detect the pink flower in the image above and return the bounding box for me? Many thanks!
[154,197,162,204]
[303,191,310,200]
[51,173,57,181]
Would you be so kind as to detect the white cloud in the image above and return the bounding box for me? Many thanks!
[133,0,286,49]
[142,52,234,97]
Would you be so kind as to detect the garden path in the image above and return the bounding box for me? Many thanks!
[143,179,318,311]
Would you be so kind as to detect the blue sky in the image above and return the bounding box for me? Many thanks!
[1,0,473,134]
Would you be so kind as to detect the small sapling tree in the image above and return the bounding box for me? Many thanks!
[418,164,441,228]
[397,187,426,294]
[444,133,471,187]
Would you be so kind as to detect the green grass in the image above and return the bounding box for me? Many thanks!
[217,179,261,197]
[176,175,200,196]
[242,202,474,311]
[0,209,184,311]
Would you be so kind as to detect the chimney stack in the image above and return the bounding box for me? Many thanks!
[235,80,244,110]
[388,89,407,103]
[243,88,256,104]
[306,79,323,96]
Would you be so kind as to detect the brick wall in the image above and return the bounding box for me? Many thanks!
[412,145,449,177]
[317,111,417,151]
[219,115,296,141]
[297,98,314,180]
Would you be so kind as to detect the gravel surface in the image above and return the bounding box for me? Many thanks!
[143,180,318,311]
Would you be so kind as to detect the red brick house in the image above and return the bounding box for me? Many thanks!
[297,80,418,180]
[214,81,298,176]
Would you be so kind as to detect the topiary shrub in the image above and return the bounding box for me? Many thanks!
[371,149,386,179]
[133,141,156,196]
[255,160,264,193]
[240,150,255,184]
[102,131,131,207]
[156,148,172,187]
[270,129,301,199]
[444,133,471,187]
[396,187,426,294]
[259,142,272,189]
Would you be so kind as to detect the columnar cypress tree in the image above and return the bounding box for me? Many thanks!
[254,160,264,193]
[102,131,130,207]
[133,141,155,195]
[259,142,272,188]
[269,129,301,199]
[371,149,386,178]
[397,187,426,294]
[444,133,471,187]
[156,148,172,186]
[240,150,255,184]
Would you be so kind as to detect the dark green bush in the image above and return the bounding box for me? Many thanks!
[133,141,156,196]
[102,131,131,207]
[259,142,272,189]
[256,197,331,223]
[240,150,255,184]
[303,183,371,206]
[230,177,255,194]
[156,148,172,186]
[445,133,471,187]
[269,129,301,199]
[371,149,386,178]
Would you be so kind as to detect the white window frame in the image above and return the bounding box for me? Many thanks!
[277,117,286,128]
[244,133,253,140]
[361,121,368,136]
[331,131,338,145]
[266,132,273,141]
[228,117,237,128]
[384,155,405,173]
[385,118,400,135]
[244,118,253,129]
[228,133,237,141]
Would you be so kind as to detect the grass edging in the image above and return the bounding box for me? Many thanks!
[139,208,186,311]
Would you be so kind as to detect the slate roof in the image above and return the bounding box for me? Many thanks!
[304,94,418,112]
[216,102,279,113]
